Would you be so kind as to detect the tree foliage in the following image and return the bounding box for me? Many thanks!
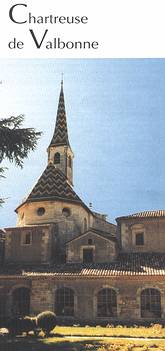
[0,115,42,167]
[0,114,42,205]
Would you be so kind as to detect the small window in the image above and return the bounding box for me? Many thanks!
[22,232,32,245]
[88,238,93,245]
[83,248,93,263]
[136,232,144,246]
[54,152,60,164]
[62,208,71,217]
[37,207,45,216]
[68,156,72,168]
[84,218,87,232]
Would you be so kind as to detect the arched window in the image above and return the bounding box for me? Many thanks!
[141,288,161,318]
[97,288,117,317]
[55,288,74,316]
[84,218,87,232]
[54,152,60,164]
[12,287,30,317]
[68,156,72,168]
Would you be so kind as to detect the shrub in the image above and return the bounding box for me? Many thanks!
[22,316,39,336]
[36,311,56,337]
[6,317,23,336]
[6,316,39,336]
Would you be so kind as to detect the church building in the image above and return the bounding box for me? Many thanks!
[1,81,165,323]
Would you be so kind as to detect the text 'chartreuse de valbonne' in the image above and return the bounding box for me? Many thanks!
[8,3,99,50]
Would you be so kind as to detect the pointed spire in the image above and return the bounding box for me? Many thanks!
[49,79,70,147]
[61,72,64,88]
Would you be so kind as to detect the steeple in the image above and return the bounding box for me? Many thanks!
[49,79,70,147]
[47,80,74,186]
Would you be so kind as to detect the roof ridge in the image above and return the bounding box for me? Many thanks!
[116,209,165,220]
[66,227,117,244]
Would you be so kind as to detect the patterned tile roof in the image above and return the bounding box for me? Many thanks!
[2,253,165,277]
[18,163,84,205]
[49,80,70,147]
[116,210,165,221]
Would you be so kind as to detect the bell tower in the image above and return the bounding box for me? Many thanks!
[47,80,74,186]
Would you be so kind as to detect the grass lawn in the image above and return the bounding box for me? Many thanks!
[55,325,165,338]
[1,326,165,351]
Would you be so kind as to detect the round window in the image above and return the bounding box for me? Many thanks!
[62,207,71,217]
[37,207,45,216]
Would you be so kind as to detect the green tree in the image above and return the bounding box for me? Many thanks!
[0,114,42,204]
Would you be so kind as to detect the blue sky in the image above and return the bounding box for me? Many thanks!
[1,59,165,227]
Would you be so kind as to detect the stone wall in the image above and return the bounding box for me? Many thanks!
[93,216,117,236]
[1,276,165,322]
[29,276,165,322]
[16,200,93,245]
[5,224,55,264]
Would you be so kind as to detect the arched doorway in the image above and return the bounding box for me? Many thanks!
[11,287,30,317]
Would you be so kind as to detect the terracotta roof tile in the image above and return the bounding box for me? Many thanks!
[116,210,165,220]
[1,253,165,277]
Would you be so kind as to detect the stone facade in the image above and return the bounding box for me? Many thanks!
[66,230,118,263]
[1,81,165,324]
[5,225,56,264]
[0,275,165,323]
[16,200,93,239]
[117,215,165,253]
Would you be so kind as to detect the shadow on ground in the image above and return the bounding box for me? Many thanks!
[0,335,102,351]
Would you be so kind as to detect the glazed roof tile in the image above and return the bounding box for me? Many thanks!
[19,163,84,205]
[49,81,70,147]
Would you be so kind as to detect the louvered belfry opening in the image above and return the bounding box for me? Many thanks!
[141,288,161,318]
[97,288,117,317]
[54,152,60,164]
[55,287,74,316]
[11,287,30,317]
